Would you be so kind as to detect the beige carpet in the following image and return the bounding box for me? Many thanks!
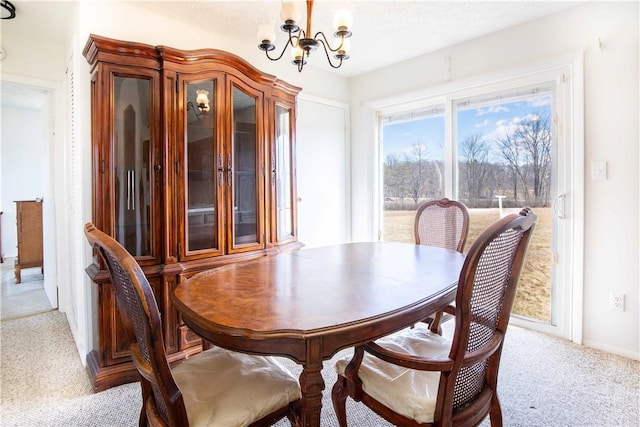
[1,311,638,426]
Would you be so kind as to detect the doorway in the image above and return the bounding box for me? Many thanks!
[0,80,58,318]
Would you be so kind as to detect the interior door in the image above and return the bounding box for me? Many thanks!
[296,98,349,247]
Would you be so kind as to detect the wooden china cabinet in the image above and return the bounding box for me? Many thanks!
[83,34,301,391]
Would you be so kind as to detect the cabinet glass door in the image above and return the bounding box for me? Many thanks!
[113,76,152,257]
[230,84,263,250]
[184,79,220,253]
[274,104,295,242]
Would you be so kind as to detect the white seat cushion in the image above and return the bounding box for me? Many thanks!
[172,347,301,426]
[335,324,452,424]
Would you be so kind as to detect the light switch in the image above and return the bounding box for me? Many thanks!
[591,161,607,181]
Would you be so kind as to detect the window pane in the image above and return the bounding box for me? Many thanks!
[455,86,553,322]
[381,106,445,242]
[455,86,553,209]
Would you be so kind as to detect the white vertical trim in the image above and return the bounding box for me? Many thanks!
[570,53,585,345]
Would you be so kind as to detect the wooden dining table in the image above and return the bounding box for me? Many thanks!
[172,242,466,427]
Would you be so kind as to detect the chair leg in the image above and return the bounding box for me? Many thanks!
[428,311,444,335]
[331,376,349,427]
[138,381,150,427]
[287,400,302,427]
[138,406,147,427]
[489,396,503,427]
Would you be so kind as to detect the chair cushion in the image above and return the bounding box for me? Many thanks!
[172,347,301,426]
[335,324,452,424]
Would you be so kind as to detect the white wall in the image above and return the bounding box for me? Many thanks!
[349,2,639,359]
[0,106,47,257]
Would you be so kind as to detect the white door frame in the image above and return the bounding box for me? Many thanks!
[0,73,63,309]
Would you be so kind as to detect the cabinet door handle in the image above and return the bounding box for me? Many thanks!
[127,170,131,210]
[217,154,224,186]
[271,154,276,185]
[128,170,135,211]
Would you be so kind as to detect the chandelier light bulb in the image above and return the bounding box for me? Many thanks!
[332,8,352,31]
[280,0,301,23]
[290,44,304,61]
[257,24,276,44]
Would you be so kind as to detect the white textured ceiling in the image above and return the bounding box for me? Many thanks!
[1,1,580,79]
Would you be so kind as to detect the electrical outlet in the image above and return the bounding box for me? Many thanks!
[610,294,625,311]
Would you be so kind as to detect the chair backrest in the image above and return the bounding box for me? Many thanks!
[414,198,469,252]
[84,223,188,426]
[440,208,536,423]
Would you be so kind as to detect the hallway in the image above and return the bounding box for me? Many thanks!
[1,257,52,320]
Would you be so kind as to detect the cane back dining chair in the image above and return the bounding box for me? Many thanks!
[414,198,469,332]
[414,198,469,252]
[84,223,301,427]
[332,208,537,427]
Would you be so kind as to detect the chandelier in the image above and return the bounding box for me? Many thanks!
[1,1,16,19]
[257,0,353,72]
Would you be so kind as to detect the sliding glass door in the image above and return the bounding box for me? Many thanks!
[378,67,575,337]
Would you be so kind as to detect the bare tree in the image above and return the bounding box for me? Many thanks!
[497,113,552,206]
[498,132,526,203]
[404,143,431,205]
[459,133,489,206]
[516,114,552,206]
[383,154,402,198]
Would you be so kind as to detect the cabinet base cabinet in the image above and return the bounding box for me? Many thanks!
[86,345,204,392]
[87,272,207,391]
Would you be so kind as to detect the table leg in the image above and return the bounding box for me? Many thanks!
[299,359,325,427]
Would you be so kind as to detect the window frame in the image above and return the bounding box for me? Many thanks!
[372,59,584,343]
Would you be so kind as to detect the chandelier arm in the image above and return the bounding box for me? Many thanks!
[264,33,298,62]
[316,37,345,69]
[314,31,344,53]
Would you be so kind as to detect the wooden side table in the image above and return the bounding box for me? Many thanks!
[14,200,44,283]
[0,211,3,263]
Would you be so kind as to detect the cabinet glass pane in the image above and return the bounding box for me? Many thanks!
[113,76,152,257]
[232,86,258,245]
[275,105,294,240]
[186,80,217,251]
